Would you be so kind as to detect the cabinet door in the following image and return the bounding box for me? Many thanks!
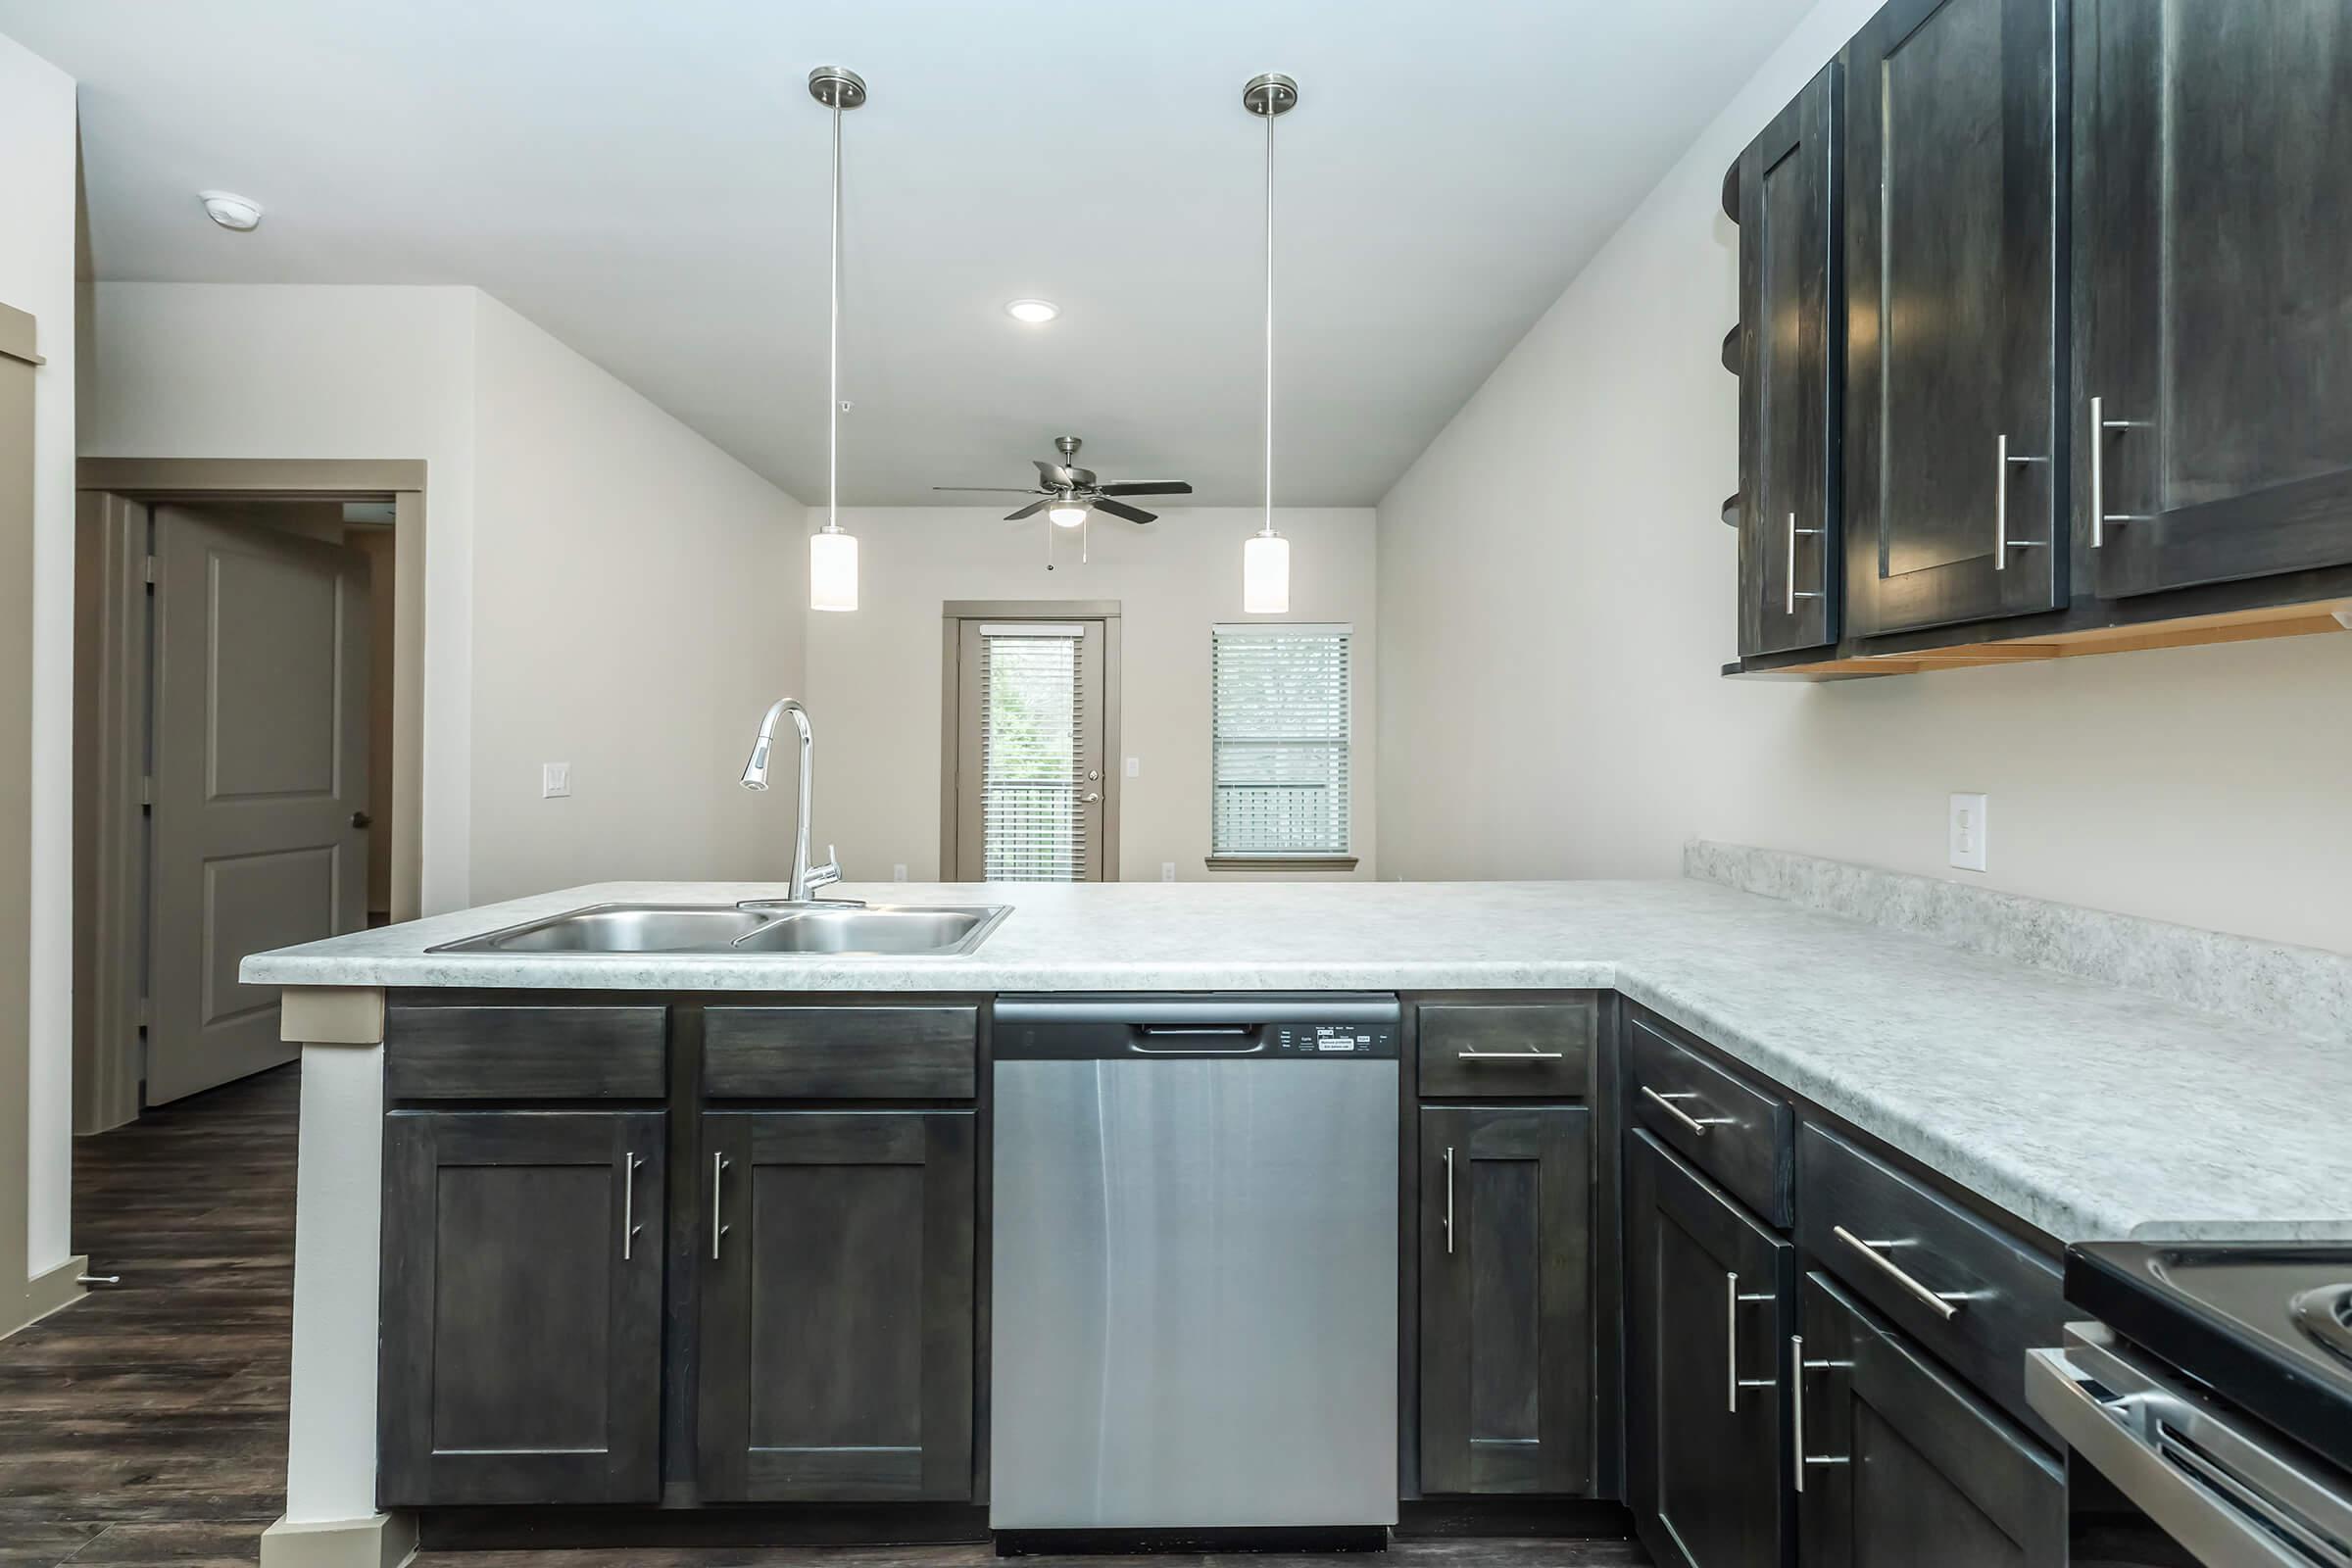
[1738,62,1842,658]
[1795,1274,2064,1568]
[1626,1133,1793,1568]
[378,1110,665,1506]
[1845,0,2067,636]
[697,1110,976,1501]
[1419,1105,1592,1495]
[2078,0,2352,598]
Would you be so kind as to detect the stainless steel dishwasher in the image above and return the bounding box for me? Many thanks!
[989,994,1399,1540]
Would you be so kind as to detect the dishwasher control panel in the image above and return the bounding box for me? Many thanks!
[1270,1022,1399,1057]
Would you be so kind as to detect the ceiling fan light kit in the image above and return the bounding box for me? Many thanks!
[1244,72,1297,614]
[808,66,865,612]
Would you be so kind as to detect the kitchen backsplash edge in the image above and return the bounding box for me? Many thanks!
[1683,840,2352,1048]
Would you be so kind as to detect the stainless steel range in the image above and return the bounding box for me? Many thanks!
[2028,1242,2352,1568]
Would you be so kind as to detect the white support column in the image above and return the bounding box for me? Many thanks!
[262,989,415,1568]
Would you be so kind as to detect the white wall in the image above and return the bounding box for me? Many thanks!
[805,507,1378,882]
[82,282,480,911]
[1376,0,2352,956]
[466,292,803,903]
[0,26,76,1290]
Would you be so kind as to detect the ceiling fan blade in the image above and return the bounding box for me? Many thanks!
[1004,500,1053,521]
[1097,481,1194,498]
[933,485,1043,494]
[1092,498,1157,525]
[1033,459,1073,488]
[1067,466,1099,487]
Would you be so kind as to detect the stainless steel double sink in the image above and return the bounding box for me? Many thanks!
[427,901,1009,958]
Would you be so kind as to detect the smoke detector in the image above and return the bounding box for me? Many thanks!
[198,190,264,231]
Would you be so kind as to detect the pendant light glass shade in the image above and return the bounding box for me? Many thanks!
[1243,530,1290,613]
[809,528,858,612]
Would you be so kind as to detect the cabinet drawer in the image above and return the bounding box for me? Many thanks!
[1624,1015,1791,1227]
[1797,1122,2064,1443]
[1415,1000,1595,1098]
[383,1004,666,1100]
[705,1005,977,1099]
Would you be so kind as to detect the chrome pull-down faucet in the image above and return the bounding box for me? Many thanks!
[740,697,849,904]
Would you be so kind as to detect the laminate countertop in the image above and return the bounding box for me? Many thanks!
[242,877,2352,1247]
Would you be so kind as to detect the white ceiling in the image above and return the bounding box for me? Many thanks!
[3,0,1809,505]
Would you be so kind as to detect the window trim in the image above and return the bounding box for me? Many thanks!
[1208,621,1354,864]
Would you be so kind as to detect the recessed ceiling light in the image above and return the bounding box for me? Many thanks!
[198,190,264,231]
[1004,298,1060,324]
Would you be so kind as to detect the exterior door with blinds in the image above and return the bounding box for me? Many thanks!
[952,619,1108,881]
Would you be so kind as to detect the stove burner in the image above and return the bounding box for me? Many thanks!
[2290,1284,2352,1365]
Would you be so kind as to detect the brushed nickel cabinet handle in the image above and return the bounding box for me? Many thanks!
[1834,1224,1967,1320]
[710,1152,732,1262]
[620,1152,642,1261]
[1793,1334,1855,1493]
[2091,394,2155,548]
[1996,433,2050,569]
[1727,1271,1775,1411]
[1787,512,1825,614]
[1642,1085,1731,1138]
[1444,1146,1455,1256]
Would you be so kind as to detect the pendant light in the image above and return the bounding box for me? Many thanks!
[808,66,866,612]
[1242,72,1298,614]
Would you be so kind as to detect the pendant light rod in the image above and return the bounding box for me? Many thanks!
[1244,73,1297,540]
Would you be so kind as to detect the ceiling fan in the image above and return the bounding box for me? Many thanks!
[933,435,1194,525]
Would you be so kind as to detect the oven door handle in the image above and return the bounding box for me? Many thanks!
[2026,1346,2352,1568]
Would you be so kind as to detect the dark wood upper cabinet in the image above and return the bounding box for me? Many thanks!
[1738,62,1843,658]
[2076,0,2352,598]
[1844,0,2069,637]
[1626,1133,1793,1568]
[1418,1104,1592,1496]
[378,1110,666,1507]
[1795,1273,2064,1568]
[697,1109,976,1503]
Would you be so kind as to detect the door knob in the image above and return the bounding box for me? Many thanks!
[350,810,372,830]
[1082,792,1102,805]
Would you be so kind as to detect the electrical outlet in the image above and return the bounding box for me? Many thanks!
[541,762,570,799]
[1160,861,1177,882]
[1125,757,1141,779]
[1948,792,1988,872]
[893,863,908,882]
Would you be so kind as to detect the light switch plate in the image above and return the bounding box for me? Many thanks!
[1160,861,1177,882]
[893,863,908,882]
[1125,757,1141,779]
[1948,792,1988,872]
[542,762,570,799]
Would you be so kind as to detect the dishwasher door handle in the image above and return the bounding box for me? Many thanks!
[1132,1024,1265,1055]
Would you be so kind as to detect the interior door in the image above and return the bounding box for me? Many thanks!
[2078,0,2352,598]
[149,505,369,1102]
[951,618,1106,881]
[1844,0,2066,636]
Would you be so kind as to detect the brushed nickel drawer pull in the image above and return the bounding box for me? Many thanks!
[1444,1146,1456,1256]
[1642,1085,1731,1138]
[710,1152,732,1262]
[1834,1224,1966,1320]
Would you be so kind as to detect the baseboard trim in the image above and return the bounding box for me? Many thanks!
[20,1253,87,1325]
[260,1511,417,1568]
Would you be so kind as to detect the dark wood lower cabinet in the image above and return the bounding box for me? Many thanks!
[1418,1104,1592,1496]
[1626,1132,1793,1568]
[696,1109,977,1502]
[1795,1273,2064,1567]
[378,1110,666,1506]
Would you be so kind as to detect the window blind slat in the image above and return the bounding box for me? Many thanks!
[1210,625,1351,857]
[980,630,1087,881]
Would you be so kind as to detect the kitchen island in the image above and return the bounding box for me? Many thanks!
[239,873,2352,1567]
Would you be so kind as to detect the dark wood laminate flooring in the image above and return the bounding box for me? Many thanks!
[0,1063,1646,1568]
[0,1064,298,1566]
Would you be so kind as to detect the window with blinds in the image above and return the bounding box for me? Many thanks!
[1210,623,1351,858]
[980,625,1087,881]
